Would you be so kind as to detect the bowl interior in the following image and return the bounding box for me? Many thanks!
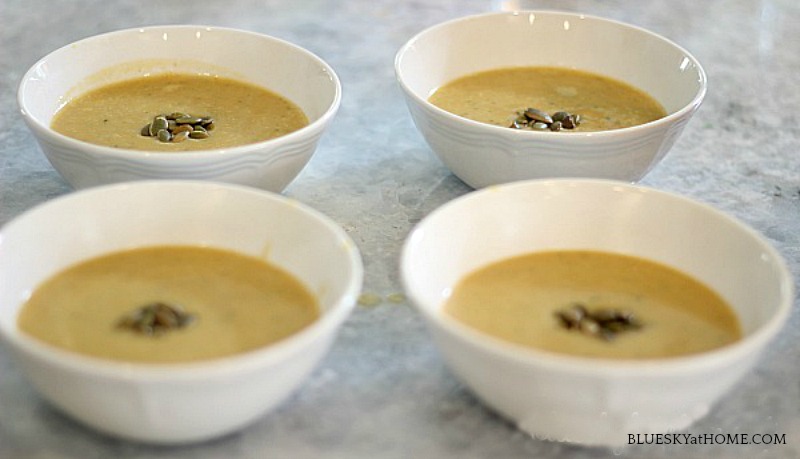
[0,181,361,349]
[19,26,339,128]
[396,11,705,116]
[403,180,791,343]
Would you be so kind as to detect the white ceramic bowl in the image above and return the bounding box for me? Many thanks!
[17,25,341,192]
[395,11,707,188]
[0,181,362,444]
[401,179,792,446]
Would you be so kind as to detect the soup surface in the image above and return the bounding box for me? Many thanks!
[443,250,741,359]
[18,246,320,363]
[51,72,309,151]
[429,66,666,132]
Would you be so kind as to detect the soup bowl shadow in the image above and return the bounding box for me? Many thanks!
[400,179,793,446]
[394,11,707,188]
[17,25,341,192]
[0,181,363,444]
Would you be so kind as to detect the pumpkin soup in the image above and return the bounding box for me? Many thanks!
[429,66,666,132]
[17,245,319,363]
[443,250,740,359]
[51,72,308,151]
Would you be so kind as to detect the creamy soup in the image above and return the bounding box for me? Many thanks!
[18,246,320,363]
[444,250,741,359]
[51,73,309,151]
[429,67,666,132]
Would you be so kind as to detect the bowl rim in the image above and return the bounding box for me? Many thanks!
[400,178,794,377]
[394,10,708,142]
[0,180,363,380]
[16,24,342,162]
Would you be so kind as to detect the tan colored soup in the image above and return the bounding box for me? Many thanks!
[51,73,309,151]
[18,246,320,363]
[444,250,741,359]
[429,67,667,132]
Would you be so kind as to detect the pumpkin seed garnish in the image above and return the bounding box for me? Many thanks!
[524,107,553,124]
[149,116,169,136]
[508,108,582,132]
[141,113,215,144]
[156,129,172,142]
[172,124,193,135]
[189,129,209,140]
[172,131,190,143]
[555,303,642,341]
[117,301,196,336]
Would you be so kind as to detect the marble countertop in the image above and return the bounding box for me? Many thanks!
[1,0,798,457]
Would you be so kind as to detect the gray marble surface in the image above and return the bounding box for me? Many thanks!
[1,0,798,457]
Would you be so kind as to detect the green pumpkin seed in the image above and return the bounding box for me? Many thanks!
[175,116,203,125]
[554,303,643,341]
[150,116,169,136]
[142,112,215,143]
[189,129,209,139]
[157,129,172,142]
[524,108,553,124]
[178,314,196,327]
[508,108,582,132]
[117,302,196,336]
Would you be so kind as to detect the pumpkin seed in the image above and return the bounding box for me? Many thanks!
[177,313,196,327]
[150,116,169,136]
[117,302,196,336]
[175,116,203,125]
[579,318,601,336]
[562,114,580,129]
[172,131,190,143]
[153,307,178,328]
[554,304,644,341]
[592,308,619,323]
[172,124,193,135]
[508,108,583,132]
[524,107,553,124]
[556,304,586,329]
[157,129,172,142]
[189,129,208,139]
[141,112,216,143]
